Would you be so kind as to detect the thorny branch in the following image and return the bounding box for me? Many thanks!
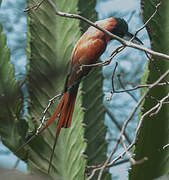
[23,0,169,179]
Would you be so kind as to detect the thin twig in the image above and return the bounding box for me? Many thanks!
[113,159,129,166]
[108,70,169,165]
[145,52,169,85]
[149,93,169,117]
[121,135,135,164]
[110,82,169,94]
[97,69,169,179]
[121,135,147,166]
[46,0,169,61]
[82,45,125,69]
[131,1,162,41]
[106,62,119,101]
[163,144,169,149]
[24,0,46,12]
[36,92,63,134]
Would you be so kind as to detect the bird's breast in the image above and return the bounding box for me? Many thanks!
[72,37,107,65]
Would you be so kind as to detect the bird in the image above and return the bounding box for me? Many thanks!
[39,17,142,173]
[16,17,142,173]
[38,17,142,134]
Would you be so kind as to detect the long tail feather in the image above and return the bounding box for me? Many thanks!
[63,93,77,128]
[47,88,78,173]
[16,87,78,174]
[15,95,65,153]
[48,122,62,174]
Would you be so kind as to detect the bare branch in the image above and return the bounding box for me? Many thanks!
[24,0,46,12]
[117,74,138,102]
[45,0,169,61]
[110,82,169,94]
[149,93,169,117]
[36,92,63,134]
[97,69,169,179]
[121,135,135,164]
[113,159,129,166]
[131,1,162,41]
[82,45,125,68]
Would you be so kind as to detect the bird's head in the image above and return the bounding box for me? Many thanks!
[101,17,143,44]
[111,18,128,38]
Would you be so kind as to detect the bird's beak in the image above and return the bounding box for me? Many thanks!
[125,32,143,45]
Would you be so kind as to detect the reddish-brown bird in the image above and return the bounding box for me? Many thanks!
[21,17,142,173]
[38,17,142,173]
[40,18,129,134]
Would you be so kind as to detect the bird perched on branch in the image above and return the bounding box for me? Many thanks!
[17,17,142,173]
[39,17,142,137]
[40,17,142,173]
